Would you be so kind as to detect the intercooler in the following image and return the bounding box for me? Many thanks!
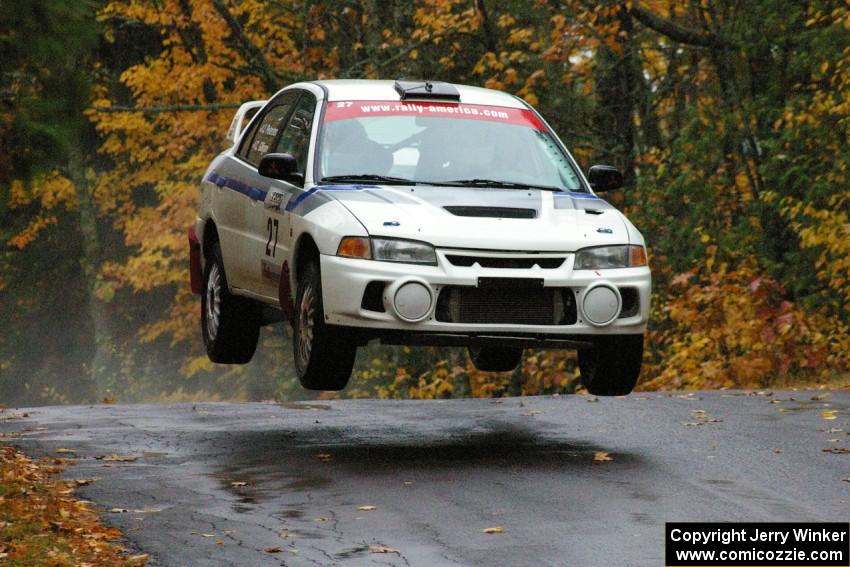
[435,278,577,326]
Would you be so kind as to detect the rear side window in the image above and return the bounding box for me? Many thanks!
[274,96,316,175]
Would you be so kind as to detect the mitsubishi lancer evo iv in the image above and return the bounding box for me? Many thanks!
[188,79,651,394]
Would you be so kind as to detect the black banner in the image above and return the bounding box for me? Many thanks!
[666,522,850,566]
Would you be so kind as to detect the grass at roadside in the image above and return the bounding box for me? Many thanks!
[0,445,148,566]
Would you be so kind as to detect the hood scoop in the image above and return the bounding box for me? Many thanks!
[444,206,536,219]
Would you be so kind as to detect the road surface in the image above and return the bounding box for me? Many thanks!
[1,391,848,566]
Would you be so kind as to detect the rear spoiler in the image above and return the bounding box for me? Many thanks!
[225,100,267,146]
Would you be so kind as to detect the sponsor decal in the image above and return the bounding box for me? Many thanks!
[261,259,281,284]
[324,100,546,130]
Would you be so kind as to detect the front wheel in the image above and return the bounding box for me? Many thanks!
[578,334,643,396]
[293,262,356,390]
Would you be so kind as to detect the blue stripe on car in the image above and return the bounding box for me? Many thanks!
[285,184,376,212]
[205,172,268,202]
[205,171,377,213]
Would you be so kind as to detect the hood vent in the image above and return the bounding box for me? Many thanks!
[444,206,536,219]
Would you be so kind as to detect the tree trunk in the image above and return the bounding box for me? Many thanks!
[68,147,113,400]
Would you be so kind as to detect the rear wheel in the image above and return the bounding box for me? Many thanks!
[201,243,260,364]
[293,262,356,390]
[468,346,523,372]
[578,334,643,396]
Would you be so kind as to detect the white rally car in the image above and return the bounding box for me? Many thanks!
[189,80,651,395]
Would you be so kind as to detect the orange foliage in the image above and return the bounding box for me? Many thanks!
[644,258,850,390]
[0,445,148,566]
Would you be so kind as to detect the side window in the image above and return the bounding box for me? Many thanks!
[245,105,292,164]
[236,93,297,164]
[274,95,316,174]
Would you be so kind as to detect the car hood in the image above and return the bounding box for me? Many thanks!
[325,185,631,252]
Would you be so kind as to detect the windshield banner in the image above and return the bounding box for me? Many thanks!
[324,100,546,130]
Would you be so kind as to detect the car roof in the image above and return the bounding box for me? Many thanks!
[308,79,529,109]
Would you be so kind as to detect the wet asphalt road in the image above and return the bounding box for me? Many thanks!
[1,391,849,567]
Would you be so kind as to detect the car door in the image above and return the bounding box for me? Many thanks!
[216,92,298,294]
[250,92,318,299]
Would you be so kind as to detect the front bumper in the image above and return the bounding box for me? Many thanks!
[320,248,650,341]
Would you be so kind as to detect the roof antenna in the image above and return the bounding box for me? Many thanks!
[424,81,433,93]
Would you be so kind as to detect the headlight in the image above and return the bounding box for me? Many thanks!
[372,237,437,265]
[574,245,647,270]
[337,237,437,265]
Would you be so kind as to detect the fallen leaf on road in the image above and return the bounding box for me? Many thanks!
[586,397,599,403]
[201,533,216,538]
[774,449,783,454]
[230,481,248,487]
[265,547,282,553]
[357,505,377,511]
[682,422,704,427]
[315,452,332,461]
[811,392,832,401]
[822,410,838,420]
[74,478,94,486]
[369,545,400,554]
[127,554,149,564]
[821,447,850,454]
[215,540,224,545]
[521,411,542,416]
[95,454,138,462]
[483,526,504,534]
[55,448,76,454]
[109,508,128,513]
[593,451,613,462]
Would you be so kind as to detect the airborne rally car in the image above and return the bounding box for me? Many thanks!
[189,80,651,394]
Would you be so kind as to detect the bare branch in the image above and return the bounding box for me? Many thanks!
[90,103,241,114]
[210,0,281,92]
[629,2,725,48]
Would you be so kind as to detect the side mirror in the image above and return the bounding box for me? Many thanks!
[587,165,624,192]
[258,153,302,185]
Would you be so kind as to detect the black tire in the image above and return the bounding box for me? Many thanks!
[578,334,643,396]
[293,262,356,390]
[468,346,523,372]
[201,242,260,364]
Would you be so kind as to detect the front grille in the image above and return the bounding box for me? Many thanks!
[444,206,536,219]
[446,255,565,269]
[435,285,577,325]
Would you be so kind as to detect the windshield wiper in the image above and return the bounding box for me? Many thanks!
[319,174,418,185]
[441,178,565,192]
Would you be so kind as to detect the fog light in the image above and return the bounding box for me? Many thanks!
[581,284,621,326]
[393,281,432,321]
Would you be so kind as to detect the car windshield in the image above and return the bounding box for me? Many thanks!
[317,100,584,191]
